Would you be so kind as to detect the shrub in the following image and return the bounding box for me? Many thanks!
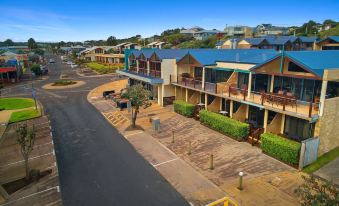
[86,62,116,74]
[261,133,301,165]
[52,80,76,86]
[199,110,249,140]
[173,100,195,117]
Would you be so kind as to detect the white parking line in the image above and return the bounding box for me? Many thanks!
[0,186,60,206]
[152,158,179,167]
[124,131,143,138]
[0,152,54,167]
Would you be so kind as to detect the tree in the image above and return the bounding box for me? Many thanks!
[121,84,152,128]
[16,124,36,181]
[295,175,338,206]
[34,48,44,56]
[28,38,38,50]
[106,36,117,46]
[4,39,14,46]
[30,64,42,75]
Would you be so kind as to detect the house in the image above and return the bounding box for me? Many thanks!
[299,37,318,50]
[147,41,166,49]
[180,27,204,36]
[0,59,22,84]
[117,48,339,158]
[315,36,339,50]
[224,26,253,38]
[255,24,289,37]
[237,38,269,49]
[79,46,125,64]
[193,30,222,40]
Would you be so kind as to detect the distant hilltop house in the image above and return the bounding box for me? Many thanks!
[224,25,253,38]
[180,27,223,40]
[147,41,166,49]
[216,36,320,51]
[193,30,223,40]
[180,26,204,35]
[254,24,289,37]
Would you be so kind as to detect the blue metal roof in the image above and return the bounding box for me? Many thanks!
[285,50,339,77]
[215,41,225,46]
[154,49,189,61]
[317,36,339,43]
[243,38,266,45]
[187,49,279,66]
[265,36,293,45]
[299,36,318,43]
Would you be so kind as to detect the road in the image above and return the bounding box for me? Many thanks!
[7,55,189,206]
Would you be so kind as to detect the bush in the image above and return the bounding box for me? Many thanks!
[30,64,42,75]
[199,110,249,140]
[86,62,117,74]
[261,133,301,165]
[173,100,195,117]
[52,80,76,86]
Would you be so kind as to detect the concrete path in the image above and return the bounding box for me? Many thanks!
[125,131,226,205]
[314,157,339,185]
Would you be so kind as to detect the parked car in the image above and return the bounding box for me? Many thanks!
[49,58,55,63]
[67,61,73,65]
[71,64,78,68]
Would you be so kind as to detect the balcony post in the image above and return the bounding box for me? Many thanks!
[147,61,150,75]
[202,67,205,90]
[319,79,328,116]
[263,109,268,132]
[247,73,252,98]
[170,75,172,83]
[193,77,196,88]
[308,101,313,118]
[228,86,231,97]
[215,83,217,94]
[136,60,139,73]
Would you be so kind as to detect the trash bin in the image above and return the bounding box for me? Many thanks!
[151,117,160,132]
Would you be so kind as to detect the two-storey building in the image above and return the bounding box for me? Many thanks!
[118,49,339,155]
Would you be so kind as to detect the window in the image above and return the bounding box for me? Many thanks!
[288,62,309,73]
[248,106,265,128]
[233,102,242,113]
[237,73,249,89]
[326,81,339,98]
[284,116,314,141]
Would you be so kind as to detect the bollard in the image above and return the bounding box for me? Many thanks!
[238,172,244,190]
[209,154,214,170]
[187,141,192,155]
[172,130,175,143]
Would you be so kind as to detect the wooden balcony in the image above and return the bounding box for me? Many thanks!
[149,70,161,78]
[138,68,147,75]
[226,85,319,118]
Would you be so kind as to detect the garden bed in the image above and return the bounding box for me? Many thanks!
[52,80,77,86]
[199,110,249,141]
[86,62,118,74]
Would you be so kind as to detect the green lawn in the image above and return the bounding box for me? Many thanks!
[303,147,339,174]
[9,109,41,123]
[0,98,35,110]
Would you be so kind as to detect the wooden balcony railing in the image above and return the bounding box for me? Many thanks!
[150,70,161,78]
[138,68,147,75]
[129,66,137,73]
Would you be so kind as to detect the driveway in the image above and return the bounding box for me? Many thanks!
[2,55,189,206]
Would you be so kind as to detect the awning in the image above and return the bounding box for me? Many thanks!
[117,70,163,84]
[0,67,16,73]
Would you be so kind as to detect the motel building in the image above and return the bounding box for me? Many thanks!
[117,49,339,156]
[79,46,125,64]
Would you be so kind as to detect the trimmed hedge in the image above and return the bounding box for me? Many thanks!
[199,110,249,141]
[174,100,195,117]
[261,133,301,165]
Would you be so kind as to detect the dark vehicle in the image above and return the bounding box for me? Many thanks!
[103,90,115,99]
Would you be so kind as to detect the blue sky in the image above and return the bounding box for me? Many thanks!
[0,0,338,42]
